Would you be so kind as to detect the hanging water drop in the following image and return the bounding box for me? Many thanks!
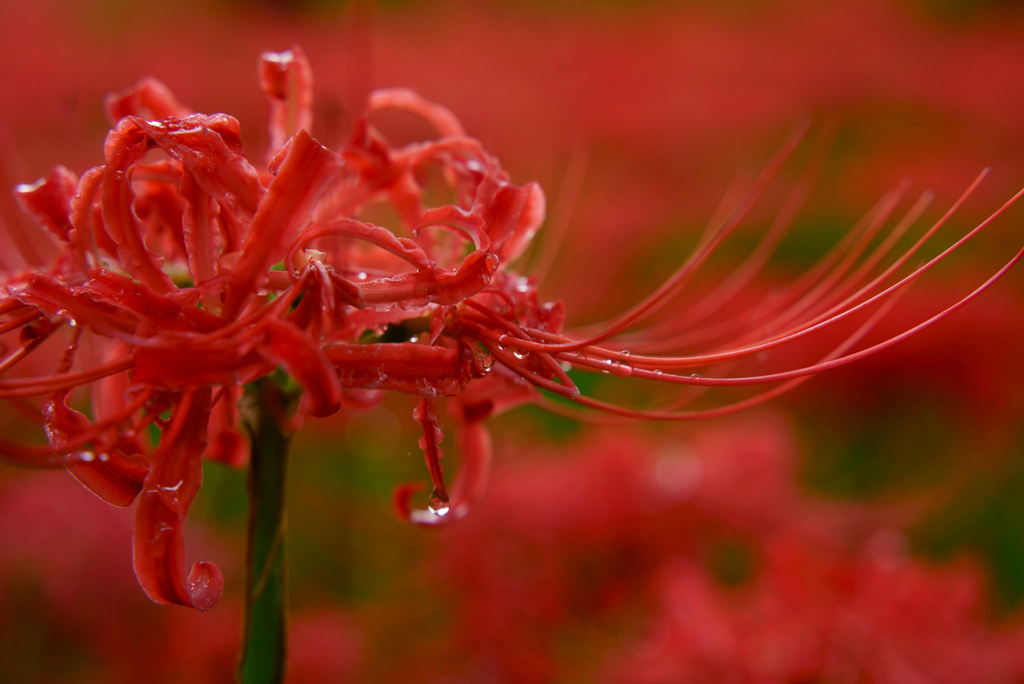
[428,496,450,517]
[475,348,494,373]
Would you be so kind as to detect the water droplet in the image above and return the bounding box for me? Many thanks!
[484,253,499,270]
[98,453,109,462]
[408,336,419,344]
[413,284,429,297]
[560,361,573,372]
[653,369,663,375]
[512,347,529,361]
[356,272,367,281]
[620,350,631,357]
[428,488,450,517]
[78,451,95,462]
[689,373,701,380]
[515,277,530,293]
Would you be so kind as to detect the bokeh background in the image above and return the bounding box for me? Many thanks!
[2,0,1024,681]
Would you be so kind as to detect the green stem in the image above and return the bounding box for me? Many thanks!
[239,378,297,684]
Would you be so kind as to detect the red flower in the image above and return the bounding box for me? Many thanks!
[1,46,1020,610]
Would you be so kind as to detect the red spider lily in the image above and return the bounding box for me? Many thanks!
[0,45,1021,612]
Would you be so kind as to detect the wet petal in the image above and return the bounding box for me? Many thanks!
[15,165,78,243]
[138,115,264,221]
[134,343,266,390]
[259,318,342,418]
[105,77,192,122]
[43,393,148,508]
[101,119,175,293]
[359,249,498,310]
[132,389,223,610]
[325,343,469,397]
[260,46,314,159]
[222,130,343,320]
[179,170,221,303]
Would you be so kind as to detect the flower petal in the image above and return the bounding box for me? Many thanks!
[260,46,314,159]
[359,249,498,310]
[101,119,175,293]
[259,318,342,418]
[105,77,192,122]
[325,343,470,397]
[132,388,223,610]
[14,165,78,243]
[222,130,343,320]
[137,115,264,222]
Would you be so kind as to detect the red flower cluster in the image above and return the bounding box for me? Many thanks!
[426,419,1024,683]
[0,46,1020,611]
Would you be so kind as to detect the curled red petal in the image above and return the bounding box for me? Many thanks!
[15,165,78,242]
[292,217,435,271]
[260,46,314,158]
[18,274,139,336]
[137,115,264,221]
[222,130,343,320]
[66,451,150,508]
[479,181,536,261]
[105,76,192,122]
[42,392,149,508]
[359,249,498,310]
[367,88,466,138]
[70,166,119,260]
[415,205,490,252]
[392,482,425,522]
[259,318,342,418]
[101,119,174,293]
[81,270,223,334]
[179,170,221,299]
[498,182,546,263]
[133,389,223,610]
